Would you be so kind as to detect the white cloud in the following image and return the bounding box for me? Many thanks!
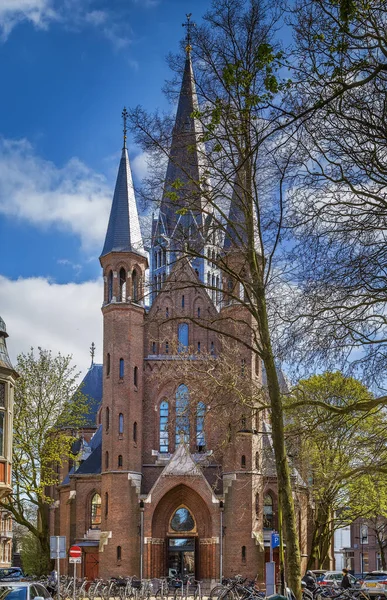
[0,275,103,377]
[0,0,132,49]
[0,0,56,39]
[131,151,149,181]
[0,137,111,252]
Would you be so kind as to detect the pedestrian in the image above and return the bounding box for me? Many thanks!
[302,571,317,591]
[341,569,351,589]
[47,570,58,596]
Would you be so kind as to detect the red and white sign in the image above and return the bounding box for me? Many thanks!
[69,546,82,561]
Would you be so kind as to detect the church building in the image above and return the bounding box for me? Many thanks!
[48,39,311,585]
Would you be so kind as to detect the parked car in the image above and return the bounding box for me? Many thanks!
[320,571,358,587]
[0,582,52,600]
[311,570,327,583]
[361,571,387,597]
[0,570,24,583]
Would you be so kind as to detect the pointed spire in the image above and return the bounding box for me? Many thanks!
[100,113,144,258]
[224,167,249,251]
[158,49,210,240]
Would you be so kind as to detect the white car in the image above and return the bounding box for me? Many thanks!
[362,572,387,597]
[0,582,53,600]
[320,571,358,587]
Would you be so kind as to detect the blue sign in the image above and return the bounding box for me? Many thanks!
[271,532,280,549]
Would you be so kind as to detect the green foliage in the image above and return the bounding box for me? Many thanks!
[287,372,387,567]
[20,532,47,576]
[2,348,89,573]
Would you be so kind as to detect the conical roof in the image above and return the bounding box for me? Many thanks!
[100,147,144,258]
[159,52,211,240]
[224,168,248,251]
[0,317,15,371]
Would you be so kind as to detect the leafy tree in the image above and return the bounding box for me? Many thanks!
[348,476,387,570]
[286,372,387,568]
[130,0,305,593]
[282,0,387,389]
[2,348,89,574]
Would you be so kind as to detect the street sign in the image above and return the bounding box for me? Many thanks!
[69,545,82,559]
[69,557,81,564]
[50,536,66,559]
[271,532,280,549]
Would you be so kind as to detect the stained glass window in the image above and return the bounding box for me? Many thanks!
[171,507,195,532]
[178,323,189,353]
[176,384,189,445]
[91,494,101,528]
[263,494,274,529]
[159,401,169,453]
[196,402,206,451]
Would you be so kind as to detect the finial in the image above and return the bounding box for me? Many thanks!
[90,342,95,366]
[122,107,128,149]
[182,13,196,53]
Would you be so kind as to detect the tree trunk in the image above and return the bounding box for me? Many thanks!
[38,504,52,575]
[256,289,302,600]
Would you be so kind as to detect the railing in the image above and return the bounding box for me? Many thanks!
[0,530,13,538]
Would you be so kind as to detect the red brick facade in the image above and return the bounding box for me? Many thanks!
[48,51,311,585]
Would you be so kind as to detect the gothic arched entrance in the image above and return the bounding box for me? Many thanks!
[149,483,215,581]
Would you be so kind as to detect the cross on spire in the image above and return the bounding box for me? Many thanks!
[182,13,196,53]
[122,107,128,149]
[90,342,95,366]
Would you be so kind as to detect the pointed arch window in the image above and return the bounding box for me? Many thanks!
[133,421,138,443]
[159,400,169,453]
[119,413,124,435]
[170,507,195,532]
[241,546,246,563]
[119,268,126,302]
[134,366,138,388]
[241,455,246,469]
[132,269,138,302]
[105,492,109,517]
[178,323,189,353]
[196,402,206,452]
[176,384,190,446]
[108,271,113,303]
[91,493,102,529]
[119,358,124,379]
[255,451,259,470]
[105,407,110,431]
[263,494,274,529]
[105,451,109,469]
[106,353,110,377]
[118,455,123,468]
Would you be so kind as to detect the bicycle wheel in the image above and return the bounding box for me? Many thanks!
[209,586,225,600]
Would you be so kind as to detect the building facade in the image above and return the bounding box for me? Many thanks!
[49,46,311,584]
[0,317,18,567]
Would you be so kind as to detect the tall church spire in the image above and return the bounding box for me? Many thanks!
[158,47,210,240]
[100,109,144,258]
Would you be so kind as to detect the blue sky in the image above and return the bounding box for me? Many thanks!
[0,0,211,374]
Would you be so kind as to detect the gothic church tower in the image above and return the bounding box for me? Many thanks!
[99,113,148,576]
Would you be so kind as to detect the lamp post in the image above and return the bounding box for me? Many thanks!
[139,500,145,581]
[219,501,224,584]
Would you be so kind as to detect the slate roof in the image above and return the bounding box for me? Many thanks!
[100,147,145,258]
[224,169,249,251]
[80,364,103,426]
[75,442,102,475]
[158,53,212,241]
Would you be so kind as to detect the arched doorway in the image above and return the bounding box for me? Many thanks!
[167,507,196,580]
[150,484,214,580]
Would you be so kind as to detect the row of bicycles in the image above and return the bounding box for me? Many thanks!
[37,575,204,600]
[36,574,384,600]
